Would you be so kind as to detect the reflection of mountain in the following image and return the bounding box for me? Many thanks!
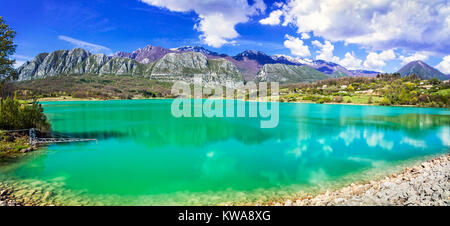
[46,102,450,150]
[364,114,448,131]
[339,114,450,144]
[369,114,450,129]
[46,101,286,148]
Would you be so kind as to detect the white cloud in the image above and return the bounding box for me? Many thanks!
[310,39,364,69]
[141,0,266,48]
[312,40,339,62]
[363,49,396,71]
[436,56,450,74]
[269,0,450,54]
[259,10,283,25]
[58,35,111,54]
[399,52,429,65]
[300,32,311,40]
[12,55,32,61]
[284,34,311,57]
[12,55,32,68]
[339,52,362,70]
[13,60,26,69]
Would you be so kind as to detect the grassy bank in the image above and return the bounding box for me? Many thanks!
[0,97,49,159]
[0,131,32,159]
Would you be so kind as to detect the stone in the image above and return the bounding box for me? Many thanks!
[276,155,449,206]
[381,182,396,189]
[42,191,52,201]
[334,198,346,204]
[284,199,293,206]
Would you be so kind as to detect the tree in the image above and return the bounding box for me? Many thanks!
[0,16,18,103]
[347,84,355,92]
[405,73,420,81]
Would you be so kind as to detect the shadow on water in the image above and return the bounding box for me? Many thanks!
[48,130,128,140]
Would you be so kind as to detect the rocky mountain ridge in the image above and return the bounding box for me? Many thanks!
[255,64,330,84]
[17,45,449,86]
[17,49,246,87]
[109,45,381,79]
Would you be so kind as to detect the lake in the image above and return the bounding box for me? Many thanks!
[0,100,449,205]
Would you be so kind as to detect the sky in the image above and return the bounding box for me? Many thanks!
[2,0,450,73]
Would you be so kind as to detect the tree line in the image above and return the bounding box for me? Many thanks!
[0,16,49,131]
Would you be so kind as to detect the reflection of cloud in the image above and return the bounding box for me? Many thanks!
[317,138,333,153]
[339,127,361,146]
[308,169,328,184]
[438,127,450,147]
[287,144,307,158]
[347,157,387,168]
[363,130,394,150]
[323,145,333,153]
[400,137,426,148]
[201,153,235,178]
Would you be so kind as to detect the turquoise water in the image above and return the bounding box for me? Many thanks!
[0,100,449,205]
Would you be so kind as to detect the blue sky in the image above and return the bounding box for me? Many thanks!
[2,0,450,73]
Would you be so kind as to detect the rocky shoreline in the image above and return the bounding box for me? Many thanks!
[1,154,449,206]
[0,188,22,206]
[275,154,450,206]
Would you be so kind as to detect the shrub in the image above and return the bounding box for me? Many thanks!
[118,94,132,100]
[379,97,391,106]
[72,91,89,98]
[333,96,344,103]
[347,85,355,92]
[0,97,50,131]
[317,97,332,104]
[303,95,320,102]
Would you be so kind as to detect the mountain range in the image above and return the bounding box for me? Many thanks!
[17,44,449,85]
[397,60,449,80]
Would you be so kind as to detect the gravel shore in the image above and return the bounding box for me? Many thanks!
[2,154,449,206]
[277,154,450,206]
[0,188,21,206]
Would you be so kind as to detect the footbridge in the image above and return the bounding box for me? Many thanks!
[1,128,97,145]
